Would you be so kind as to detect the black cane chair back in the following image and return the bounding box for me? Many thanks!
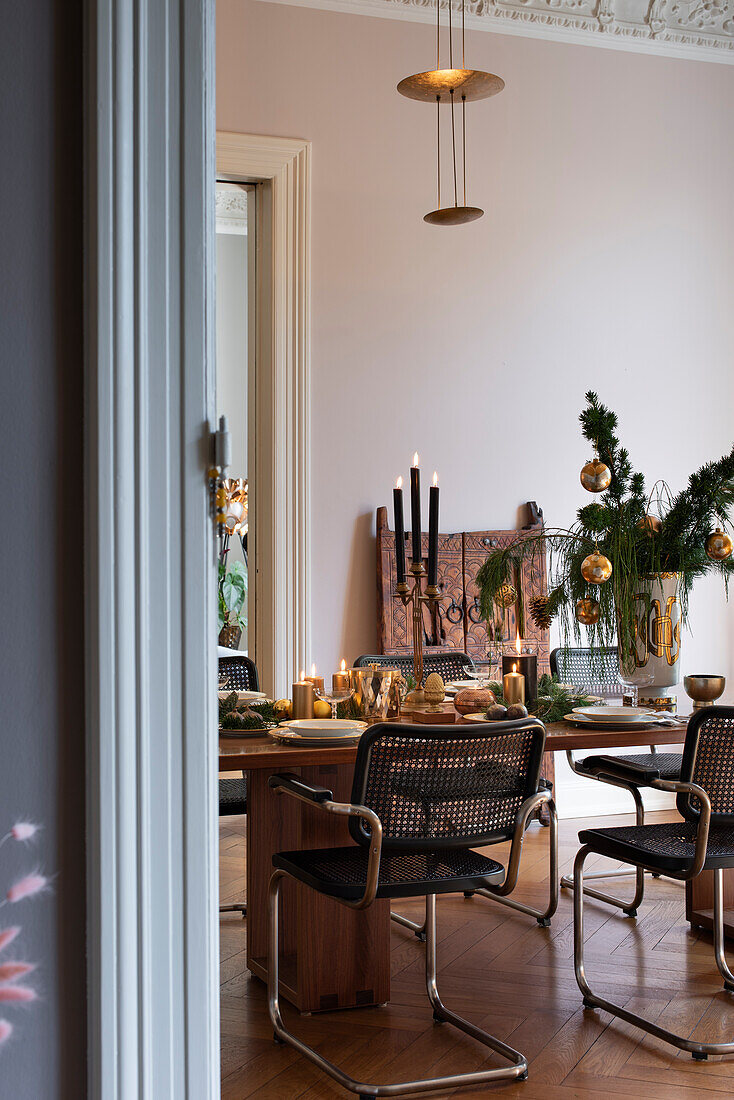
[550,646,619,688]
[677,707,734,825]
[348,720,546,851]
[218,654,260,692]
[353,651,475,685]
[219,776,247,816]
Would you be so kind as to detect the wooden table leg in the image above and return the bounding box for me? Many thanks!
[686,869,734,940]
[246,763,391,1013]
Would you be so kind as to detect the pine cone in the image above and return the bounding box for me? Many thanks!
[529,595,552,630]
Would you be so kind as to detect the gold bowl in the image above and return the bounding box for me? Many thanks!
[684,674,726,710]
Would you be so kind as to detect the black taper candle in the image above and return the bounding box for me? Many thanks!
[427,472,439,588]
[410,458,422,568]
[393,479,406,586]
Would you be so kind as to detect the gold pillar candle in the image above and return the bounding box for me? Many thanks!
[292,680,314,719]
[503,664,525,706]
[333,658,350,692]
[304,664,325,694]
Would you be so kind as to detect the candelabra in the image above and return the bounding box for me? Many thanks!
[395,561,441,705]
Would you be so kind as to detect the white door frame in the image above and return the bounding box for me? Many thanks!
[217,132,312,697]
[85,0,219,1095]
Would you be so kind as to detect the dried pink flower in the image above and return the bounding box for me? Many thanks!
[0,986,36,1003]
[0,1019,12,1044]
[6,874,47,904]
[0,929,20,953]
[10,824,38,842]
[0,963,34,984]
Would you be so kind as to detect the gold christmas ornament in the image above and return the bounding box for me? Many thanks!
[581,552,613,584]
[529,595,552,630]
[494,583,517,609]
[637,514,662,536]
[580,458,612,493]
[575,598,601,625]
[706,527,733,561]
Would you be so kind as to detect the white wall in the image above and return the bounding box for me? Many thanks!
[217,0,734,813]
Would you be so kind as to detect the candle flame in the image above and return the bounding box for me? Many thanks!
[310,663,317,678]
[512,662,517,673]
[396,475,403,489]
[413,452,419,467]
[515,631,522,656]
[340,658,347,672]
[299,669,305,682]
[432,471,438,487]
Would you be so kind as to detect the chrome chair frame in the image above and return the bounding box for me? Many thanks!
[574,776,734,1059]
[268,779,529,1095]
[561,753,649,916]
[391,787,559,940]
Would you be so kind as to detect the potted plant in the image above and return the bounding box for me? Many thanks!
[218,559,247,649]
[476,392,734,703]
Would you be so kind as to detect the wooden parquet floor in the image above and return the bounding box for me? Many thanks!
[219,810,734,1098]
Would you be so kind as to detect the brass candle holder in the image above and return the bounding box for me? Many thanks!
[395,561,442,707]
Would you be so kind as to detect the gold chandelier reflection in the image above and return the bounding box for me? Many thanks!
[397,0,504,224]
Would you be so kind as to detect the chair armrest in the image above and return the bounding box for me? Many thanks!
[650,778,712,880]
[490,788,555,897]
[269,772,333,803]
[580,755,661,786]
[269,773,384,908]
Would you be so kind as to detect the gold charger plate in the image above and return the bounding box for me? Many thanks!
[268,727,364,747]
[562,713,686,732]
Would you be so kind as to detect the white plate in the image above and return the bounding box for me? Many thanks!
[218,689,269,704]
[279,718,367,738]
[268,728,364,746]
[572,706,653,724]
[445,679,486,693]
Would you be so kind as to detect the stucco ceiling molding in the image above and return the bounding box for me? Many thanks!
[257,0,734,63]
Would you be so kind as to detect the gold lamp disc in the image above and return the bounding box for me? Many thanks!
[494,583,517,609]
[397,68,505,103]
[581,552,613,585]
[706,527,733,561]
[424,206,484,226]
[575,598,601,625]
[580,459,612,493]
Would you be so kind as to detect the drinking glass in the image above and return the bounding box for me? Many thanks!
[315,685,353,720]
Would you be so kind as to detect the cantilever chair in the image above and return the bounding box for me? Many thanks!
[267,719,551,1095]
[353,650,476,683]
[574,706,734,1061]
[218,654,260,917]
[552,646,682,916]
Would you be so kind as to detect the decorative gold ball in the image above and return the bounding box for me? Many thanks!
[207,466,222,481]
[423,672,445,706]
[215,511,228,525]
[581,552,613,584]
[580,459,612,493]
[637,514,661,536]
[494,583,517,609]
[575,598,601,625]
[706,527,733,561]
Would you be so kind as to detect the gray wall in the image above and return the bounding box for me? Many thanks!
[0,2,86,1096]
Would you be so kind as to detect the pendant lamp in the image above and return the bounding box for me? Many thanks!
[397,0,504,224]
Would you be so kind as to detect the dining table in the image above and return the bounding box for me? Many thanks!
[219,710,712,1015]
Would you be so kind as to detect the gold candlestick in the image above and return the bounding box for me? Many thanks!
[394,561,441,706]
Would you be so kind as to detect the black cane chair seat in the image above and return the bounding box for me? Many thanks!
[274,845,505,902]
[219,776,247,816]
[579,820,734,875]
[578,752,682,783]
[353,650,475,685]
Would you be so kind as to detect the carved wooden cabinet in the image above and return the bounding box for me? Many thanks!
[375,505,550,671]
